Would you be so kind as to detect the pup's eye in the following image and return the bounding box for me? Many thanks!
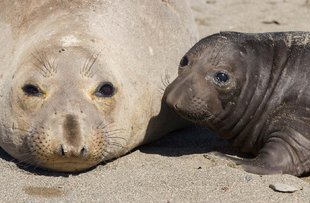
[214,72,230,83]
[22,84,43,97]
[94,82,115,97]
[179,55,189,67]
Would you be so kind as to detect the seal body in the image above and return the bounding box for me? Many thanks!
[0,0,197,172]
[165,32,310,176]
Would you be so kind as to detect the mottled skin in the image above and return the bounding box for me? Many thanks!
[165,32,310,176]
[0,0,197,172]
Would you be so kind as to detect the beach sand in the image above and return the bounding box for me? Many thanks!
[0,0,309,202]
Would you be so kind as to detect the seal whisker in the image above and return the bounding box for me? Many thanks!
[96,121,104,129]
[8,111,39,133]
[32,62,49,78]
[160,71,171,93]
[31,52,50,78]
[12,152,38,167]
[81,51,100,78]
[12,127,34,133]
[96,121,115,130]
[15,157,33,165]
[1,123,38,135]
[106,135,126,142]
[31,50,56,77]
[45,54,56,74]
[105,136,127,142]
[102,128,126,133]
[108,142,126,149]
[51,57,58,74]
[81,55,92,76]
[104,131,126,137]
[103,127,127,145]
[161,72,171,88]
[85,54,98,77]
[101,129,126,136]
[88,69,98,78]
[101,149,111,154]
[158,87,165,94]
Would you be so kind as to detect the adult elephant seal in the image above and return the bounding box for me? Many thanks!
[165,31,310,176]
[0,0,198,172]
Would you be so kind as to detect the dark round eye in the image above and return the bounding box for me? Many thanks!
[22,84,42,96]
[95,82,115,97]
[179,55,189,67]
[214,72,230,83]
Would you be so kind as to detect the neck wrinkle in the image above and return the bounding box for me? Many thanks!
[212,43,274,140]
[210,38,290,153]
[235,42,291,153]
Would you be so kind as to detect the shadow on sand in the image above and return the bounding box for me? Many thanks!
[140,125,243,157]
[0,147,99,177]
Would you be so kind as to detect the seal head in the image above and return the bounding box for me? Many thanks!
[5,47,124,172]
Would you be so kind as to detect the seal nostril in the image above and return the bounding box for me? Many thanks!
[80,146,88,157]
[59,144,66,156]
[57,144,87,158]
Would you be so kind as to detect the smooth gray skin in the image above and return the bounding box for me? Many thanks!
[165,32,310,176]
[0,0,198,172]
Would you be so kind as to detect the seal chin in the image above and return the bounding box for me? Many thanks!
[45,162,97,172]
[38,159,100,172]
[175,109,213,123]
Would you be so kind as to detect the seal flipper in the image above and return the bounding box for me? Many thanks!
[213,130,310,176]
[213,153,284,175]
[236,131,310,176]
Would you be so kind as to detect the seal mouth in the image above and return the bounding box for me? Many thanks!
[176,109,213,123]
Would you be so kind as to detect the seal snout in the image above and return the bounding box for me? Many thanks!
[61,114,87,158]
[164,74,196,114]
[165,86,183,113]
[164,73,216,123]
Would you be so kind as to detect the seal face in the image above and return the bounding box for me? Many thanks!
[7,47,123,171]
[0,0,197,172]
[165,31,310,176]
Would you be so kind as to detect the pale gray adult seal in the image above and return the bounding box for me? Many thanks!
[0,0,198,172]
[165,32,310,176]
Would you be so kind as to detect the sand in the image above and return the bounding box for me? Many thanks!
[0,0,309,202]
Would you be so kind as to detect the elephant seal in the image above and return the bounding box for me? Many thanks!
[0,0,198,172]
[165,31,310,176]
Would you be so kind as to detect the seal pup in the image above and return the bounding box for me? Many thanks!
[165,32,310,176]
[0,0,198,172]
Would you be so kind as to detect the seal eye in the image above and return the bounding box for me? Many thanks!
[22,84,43,97]
[179,56,189,67]
[214,72,229,83]
[95,82,115,97]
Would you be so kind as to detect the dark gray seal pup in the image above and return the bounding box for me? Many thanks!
[165,31,310,176]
